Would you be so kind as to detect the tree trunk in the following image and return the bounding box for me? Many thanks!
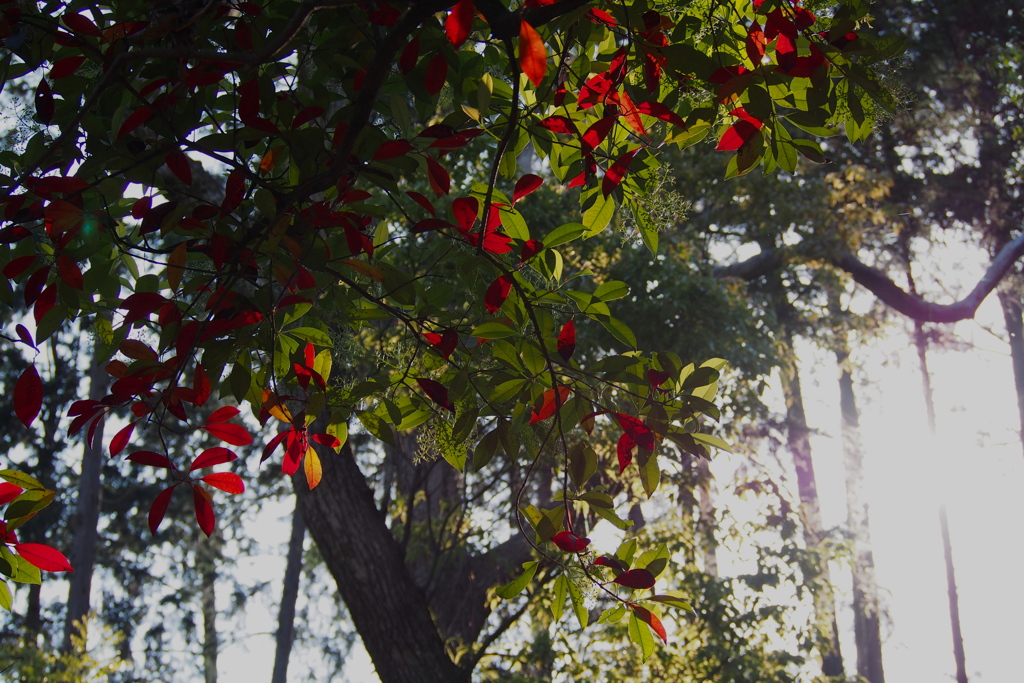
[199,542,220,683]
[272,502,306,683]
[295,441,470,683]
[62,352,108,652]
[912,319,969,683]
[777,323,845,677]
[835,344,885,683]
[997,290,1024,458]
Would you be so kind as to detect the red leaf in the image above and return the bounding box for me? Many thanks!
[50,55,86,79]
[551,530,591,553]
[557,320,576,361]
[193,485,215,536]
[614,413,655,450]
[117,106,153,139]
[204,422,253,446]
[190,447,237,472]
[0,483,24,506]
[446,0,474,47]
[310,432,341,449]
[530,385,571,424]
[193,364,211,406]
[635,101,686,128]
[617,432,636,472]
[452,196,478,231]
[35,79,54,125]
[648,369,670,390]
[14,365,43,428]
[518,20,547,87]
[578,72,615,109]
[613,568,656,590]
[62,11,98,35]
[602,149,638,196]
[426,156,450,197]
[424,330,458,360]
[34,284,58,324]
[148,486,176,534]
[399,36,419,74]
[201,472,245,495]
[56,254,83,289]
[424,53,448,95]
[513,174,543,203]
[581,117,616,154]
[716,119,761,151]
[374,139,415,161]
[222,171,245,212]
[746,21,767,66]
[3,255,37,279]
[484,274,512,313]
[521,239,544,262]
[282,428,307,475]
[109,421,136,457]
[540,116,577,135]
[407,190,435,214]
[165,151,192,185]
[261,430,289,465]
[127,450,175,469]
[416,378,454,412]
[206,406,241,424]
[630,604,668,641]
[588,8,617,26]
[15,543,73,572]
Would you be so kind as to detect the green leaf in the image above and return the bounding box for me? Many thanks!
[582,191,615,237]
[594,280,629,301]
[0,579,10,611]
[552,574,567,622]
[690,432,732,452]
[566,574,589,629]
[357,410,395,446]
[639,453,660,497]
[595,315,637,348]
[497,561,538,599]
[648,591,696,614]
[568,442,597,488]
[544,223,586,248]
[286,326,333,346]
[628,610,656,659]
[0,470,44,490]
[472,321,517,339]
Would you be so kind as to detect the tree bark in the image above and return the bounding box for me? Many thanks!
[271,502,306,683]
[997,291,1024,457]
[62,352,108,652]
[198,539,220,683]
[295,441,470,683]
[835,343,885,683]
[776,319,845,677]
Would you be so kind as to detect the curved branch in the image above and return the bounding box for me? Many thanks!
[712,229,1024,323]
[834,229,1024,322]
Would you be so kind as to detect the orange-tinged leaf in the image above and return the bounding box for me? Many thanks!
[304,447,322,489]
[167,242,187,290]
[259,146,283,174]
[15,364,43,428]
[518,20,546,87]
[630,604,668,642]
[530,385,571,424]
[340,258,384,282]
[202,472,245,494]
[15,543,73,572]
[262,390,294,423]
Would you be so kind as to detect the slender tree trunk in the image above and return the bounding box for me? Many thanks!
[912,319,969,683]
[997,291,1024,458]
[695,459,718,577]
[198,539,220,683]
[777,322,845,677]
[62,352,108,652]
[272,502,306,683]
[835,341,885,683]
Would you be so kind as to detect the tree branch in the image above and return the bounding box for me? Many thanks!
[712,229,1024,323]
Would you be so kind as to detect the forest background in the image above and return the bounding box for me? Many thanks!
[0,0,1021,682]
